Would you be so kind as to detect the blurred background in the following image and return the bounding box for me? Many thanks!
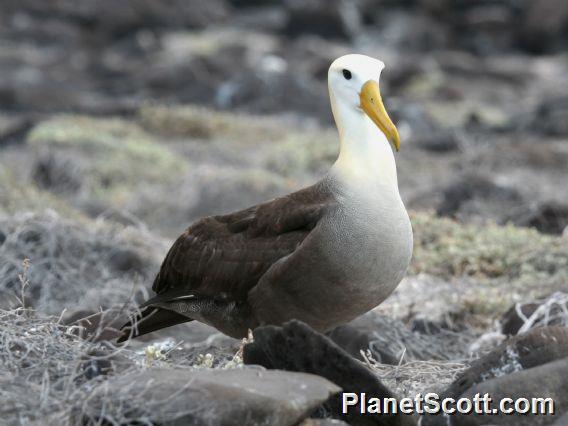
[0,0,567,322]
[2,4,568,422]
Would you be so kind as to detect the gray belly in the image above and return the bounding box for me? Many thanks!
[251,203,413,332]
[315,205,413,321]
[249,187,413,333]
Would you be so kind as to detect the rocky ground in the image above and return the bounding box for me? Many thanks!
[1,0,568,425]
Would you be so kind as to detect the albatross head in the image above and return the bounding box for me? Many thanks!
[328,54,400,153]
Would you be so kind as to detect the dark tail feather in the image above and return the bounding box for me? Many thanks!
[117,307,192,343]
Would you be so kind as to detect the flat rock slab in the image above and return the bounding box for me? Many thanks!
[84,367,340,426]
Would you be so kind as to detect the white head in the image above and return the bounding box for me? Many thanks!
[328,54,401,186]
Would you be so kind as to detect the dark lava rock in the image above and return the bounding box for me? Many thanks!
[445,327,568,399]
[85,367,340,426]
[107,248,146,275]
[216,69,329,121]
[0,116,34,147]
[229,0,281,7]
[410,318,444,335]
[436,175,524,220]
[381,10,451,52]
[500,303,540,335]
[460,4,518,54]
[2,0,230,34]
[78,348,134,381]
[283,0,362,40]
[141,47,244,106]
[65,309,125,342]
[532,97,568,137]
[231,4,288,32]
[412,131,459,153]
[500,294,568,335]
[327,323,397,364]
[32,152,83,195]
[392,104,459,153]
[82,358,113,380]
[420,0,568,54]
[0,1,232,114]
[0,229,6,246]
[511,202,568,235]
[244,320,417,426]
[422,327,568,426]
[519,0,568,54]
[384,61,427,93]
[450,357,568,425]
[328,313,425,364]
[330,312,467,364]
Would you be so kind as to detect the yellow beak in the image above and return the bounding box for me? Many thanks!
[359,80,400,152]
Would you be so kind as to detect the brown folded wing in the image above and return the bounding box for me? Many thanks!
[151,182,333,303]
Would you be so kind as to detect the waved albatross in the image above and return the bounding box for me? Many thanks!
[118,54,413,342]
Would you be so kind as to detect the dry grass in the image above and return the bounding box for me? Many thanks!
[0,307,134,424]
[0,305,243,425]
[358,314,476,362]
[0,211,165,315]
[363,353,470,397]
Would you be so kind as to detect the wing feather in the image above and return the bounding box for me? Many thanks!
[152,183,333,301]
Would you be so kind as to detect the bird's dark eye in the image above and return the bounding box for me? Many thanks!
[342,69,352,80]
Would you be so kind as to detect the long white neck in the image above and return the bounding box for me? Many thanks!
[329,92,399,192]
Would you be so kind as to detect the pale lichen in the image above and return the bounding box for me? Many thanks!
[27,115,188,206]
[410,211,567,281]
